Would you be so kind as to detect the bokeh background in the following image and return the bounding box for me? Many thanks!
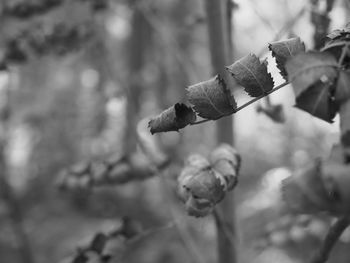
[0,0,349,263]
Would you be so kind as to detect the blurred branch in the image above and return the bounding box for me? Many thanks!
[310,217,350,263]
[257,6,306,57]
[310,0,335,49]
[69,216,142,263]
[57,152,170,190]
[135,1,201,82]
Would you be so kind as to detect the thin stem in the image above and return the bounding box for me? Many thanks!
[190,81,289,126]
[310,217,349,263]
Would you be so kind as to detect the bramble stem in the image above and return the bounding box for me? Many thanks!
[190,81,289,126]
[310,217,349,263]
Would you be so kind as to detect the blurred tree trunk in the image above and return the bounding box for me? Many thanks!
[124,0,152,154]
[0,75,34,263]
[204,1,237,263]
[79,39,108,155]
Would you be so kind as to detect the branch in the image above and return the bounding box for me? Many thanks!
[190,81,289,126]
[310,217,350,263]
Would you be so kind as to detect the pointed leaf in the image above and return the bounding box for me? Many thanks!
[226,54,274,97]
[286,51,338,97]
[295,80,337,122]
[187,75,236,120]
[269,37,305,79]
[335,70,350,104]
[148,103,196,134]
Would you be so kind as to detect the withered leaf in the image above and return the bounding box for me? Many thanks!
[226,54,274,97]
[285,51,338,97]
[148,103,196,134]
[209,144,241,191]
[178,154,224,203]
[295,80,337,122]
[269,37,305,79]
[178,154,224,217]
[187,75,236,120]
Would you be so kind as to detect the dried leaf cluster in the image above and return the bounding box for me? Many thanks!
[149,37,305,133]
[177,144,240,217]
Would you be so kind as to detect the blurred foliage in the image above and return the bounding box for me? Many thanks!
[0,0,350,263]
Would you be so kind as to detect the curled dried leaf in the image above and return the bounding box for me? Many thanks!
[187,75,237,120]
[148,103,196,134]
[178,145,241,217]
[269,37,305,79]
[209,144,241,191]
[226,53,274,97]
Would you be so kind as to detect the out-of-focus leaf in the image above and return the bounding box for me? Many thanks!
[328,144,345,163]
[282,160,335,214]
[322,162,350,214]
[294,80,337,122]
[90,233,108,254]
[226,54,274,97]
[269,37,305,79]
[339,100,350,150]
[187,75,236,120]
[148,103,196,134]
[286,51,338,97]
[335,70,350,104]
[209,144,241,191]
[256,103,285,123]
[322,25,350,61]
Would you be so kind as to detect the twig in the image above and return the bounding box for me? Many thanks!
[190,81,290,126]
[310,217,349,263]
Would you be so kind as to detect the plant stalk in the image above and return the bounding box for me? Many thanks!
[204,0,237,262]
